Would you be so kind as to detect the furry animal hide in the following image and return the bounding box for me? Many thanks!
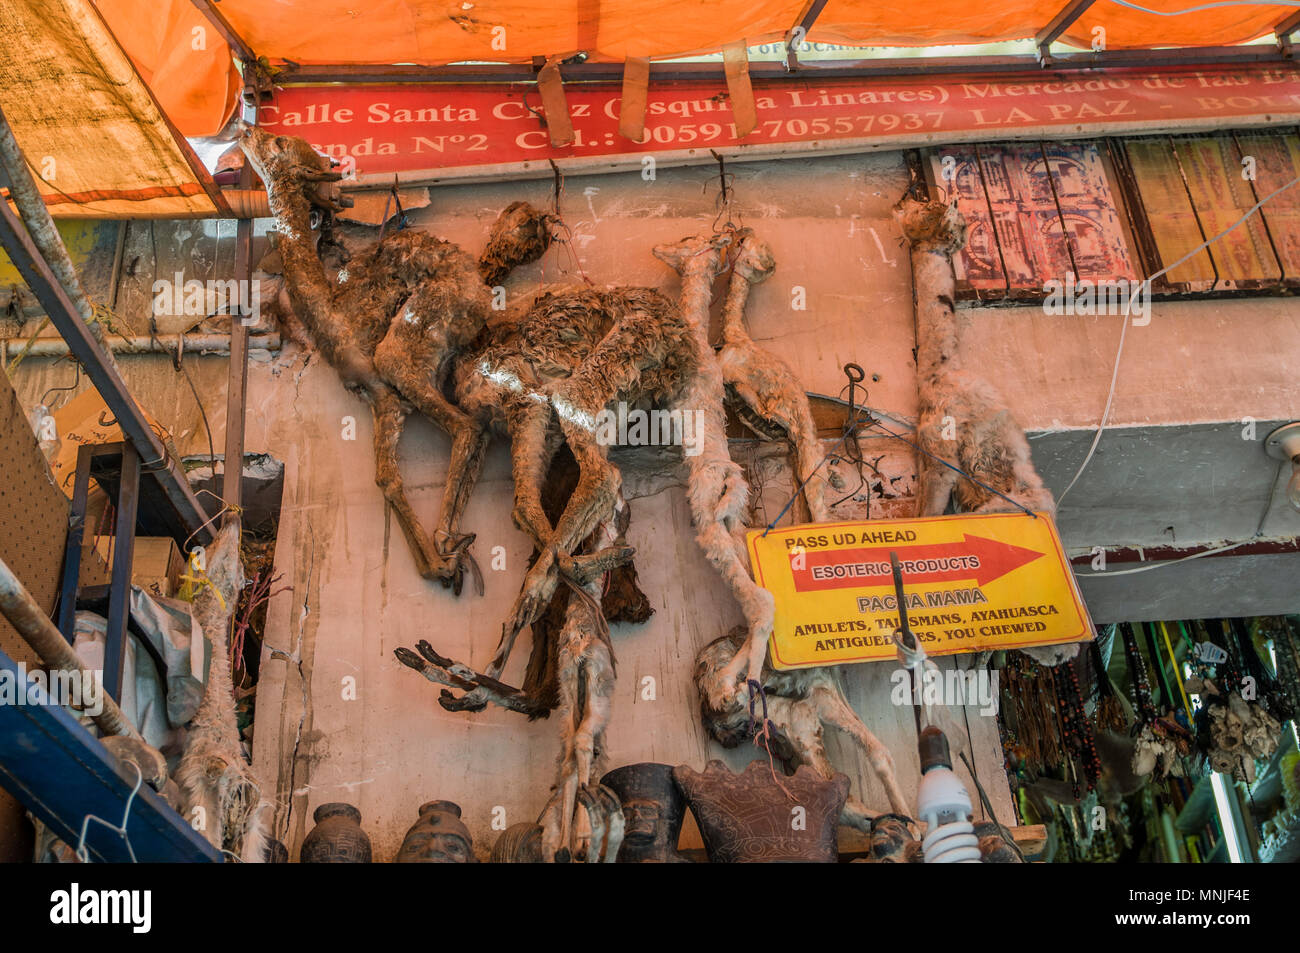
[175,525,270,862]
[716,228,832,523]
[896,197,1054,520]
[652,234,775,705]
[478,201,557,285]
[239,127,549,590]
[896,197,1074,666]
[522,445,652,717]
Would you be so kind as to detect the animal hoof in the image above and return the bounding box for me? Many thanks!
[439,689,488,713]
[393,647,423,670]
[416,641,452,667]
[554,847,571,864]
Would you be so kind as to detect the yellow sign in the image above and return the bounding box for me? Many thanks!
[747,511,1093,670]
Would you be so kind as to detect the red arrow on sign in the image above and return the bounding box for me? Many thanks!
[790,534,1044,592]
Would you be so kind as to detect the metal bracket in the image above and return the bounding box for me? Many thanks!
[1035,0,1098,68]
[784,0,831,73]
[1278,10,1300,59]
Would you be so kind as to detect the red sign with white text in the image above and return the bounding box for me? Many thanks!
[264,65,1300,181]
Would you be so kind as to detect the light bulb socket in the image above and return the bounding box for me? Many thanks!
[1264,422,1300,464]
[918,725,953,774]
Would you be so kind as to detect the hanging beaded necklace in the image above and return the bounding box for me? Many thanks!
[1121,622,1157,725]
[1053,658,1101,798]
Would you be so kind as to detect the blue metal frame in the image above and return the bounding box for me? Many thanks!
[0,647,220,863]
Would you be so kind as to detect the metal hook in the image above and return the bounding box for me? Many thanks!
[40,357,81,409]
[376,176,407,243]
[548,159,564,215]
[710,150,728,206]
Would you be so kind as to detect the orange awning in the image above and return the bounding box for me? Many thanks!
[93,1,1297,142]
[1,0,220,218]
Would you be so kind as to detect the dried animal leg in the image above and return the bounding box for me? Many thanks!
[808,680,910,817]
[392,640,547,718]
[539,544,632,862]
[650,233,779,698]
[506,400,565,549]
[717,228,832,523]
[496,425,622,675]
[369,386,445,581]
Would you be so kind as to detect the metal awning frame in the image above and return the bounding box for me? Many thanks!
[185,0,1300,86]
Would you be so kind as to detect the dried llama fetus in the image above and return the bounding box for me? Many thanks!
[238,127,552,591]
[716,227,832,523]
[694,626,910,826]
[896,197,1072,665]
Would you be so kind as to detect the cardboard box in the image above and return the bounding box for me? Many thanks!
[93,536,184,599]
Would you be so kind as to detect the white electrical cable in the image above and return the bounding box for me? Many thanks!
[1074,540,1247,576]
[1105,0,1300,14]
[1074,458,1281,577]
[1056,172,1300,506]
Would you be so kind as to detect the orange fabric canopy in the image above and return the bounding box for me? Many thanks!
[93,0,1296,139]
[0,0,219,218]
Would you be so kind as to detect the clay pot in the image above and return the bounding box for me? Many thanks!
[394,800,476,863]
[299,803,372,863]
[600,763,689,863]
[490,823,544,863]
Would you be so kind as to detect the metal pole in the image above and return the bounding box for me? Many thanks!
[0,165,213,546]
[0,555,140,740]
[891,551,923,737]
[1,331,281,360]
[222,222,252,529]
[1035,0,1099,66]
[221,105,258,532]
[0,104,107,345]
[102,444,140,702]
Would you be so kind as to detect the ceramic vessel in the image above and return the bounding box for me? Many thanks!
[299,803,371,863]
[600,763,689,863]
[394,800,476,863]
[672,759,848,863]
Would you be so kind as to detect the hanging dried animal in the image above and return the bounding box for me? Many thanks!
[694,625,910,826]
[896,195,1068,666]
[895,197,1055,521]
[686,227,908,825]
[175,524,270,862]
[712,227,832,523]
[410,233,773,711]
[396,232,780,860]
[237,127,553,592]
